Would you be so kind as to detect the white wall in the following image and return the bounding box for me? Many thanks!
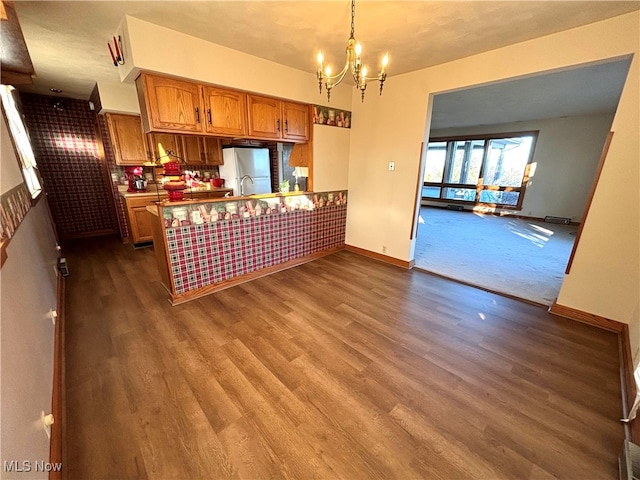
[312,125,350,191]
[109,16,352,191]
[0,113,59,478]
[96,80,140,115]
[429,113,615,222]
[347,12,639,350]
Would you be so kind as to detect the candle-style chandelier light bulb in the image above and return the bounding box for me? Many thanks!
[316,0,389,102]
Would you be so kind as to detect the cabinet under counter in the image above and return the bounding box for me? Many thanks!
[147,190,348,304]
[119,185,233,245]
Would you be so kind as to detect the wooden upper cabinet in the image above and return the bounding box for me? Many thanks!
[137,73,203,133]
[136,72,310,143]
[201,137,223,165]
[247,95,282,140]
[148,133,182,163]
[179,136,223,165]
[105,113,149,165]
[202,87,246,137]
[247,95,309,142]
[282,102,309,142]
[288,142,309,167]
[180,135,203,164]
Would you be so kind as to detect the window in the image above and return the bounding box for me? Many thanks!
[423,132,537,209]
[0,84,42,199]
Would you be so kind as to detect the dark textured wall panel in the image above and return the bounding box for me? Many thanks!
[21,94,117,238]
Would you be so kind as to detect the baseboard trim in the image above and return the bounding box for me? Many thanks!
[50,274,64,480]
[619,324,640,442]
[548,302,625,333]
[344,244,414,269]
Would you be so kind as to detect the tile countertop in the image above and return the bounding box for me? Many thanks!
[117,184,233,199]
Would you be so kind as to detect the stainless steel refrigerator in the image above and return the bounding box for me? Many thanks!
[219,147,272,196]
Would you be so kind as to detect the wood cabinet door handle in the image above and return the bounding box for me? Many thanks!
[195,107,200,123]
[285,119,288,133]
[207,108,212,125]
[277,119,281,132]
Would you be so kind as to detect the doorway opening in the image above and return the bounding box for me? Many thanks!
[414,58,631,305]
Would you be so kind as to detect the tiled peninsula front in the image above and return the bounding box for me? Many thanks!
[149,191,348,304]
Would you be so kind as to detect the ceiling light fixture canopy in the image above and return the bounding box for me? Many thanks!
[316,0,388,102]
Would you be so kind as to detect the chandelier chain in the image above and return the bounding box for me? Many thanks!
[350,0,356,39]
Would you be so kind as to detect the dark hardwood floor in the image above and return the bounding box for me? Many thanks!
[64,235,623,479]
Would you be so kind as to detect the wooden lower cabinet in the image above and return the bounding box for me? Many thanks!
[122,196,156,244]
[131,206,154,242]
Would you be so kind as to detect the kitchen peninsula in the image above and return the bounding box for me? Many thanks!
[148,190,348,304]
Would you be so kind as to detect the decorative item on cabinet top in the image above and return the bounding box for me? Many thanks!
[161,190,347,228]
[313,105,351,128]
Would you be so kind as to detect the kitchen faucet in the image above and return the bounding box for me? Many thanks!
[239,175,254,196]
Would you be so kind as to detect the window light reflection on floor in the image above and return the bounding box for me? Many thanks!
[529,224,555,236]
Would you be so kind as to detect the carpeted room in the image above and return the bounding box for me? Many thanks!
[415,207,578,305]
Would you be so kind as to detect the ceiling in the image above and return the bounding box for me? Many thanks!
[12,1,639,101]
[430,57,632,130]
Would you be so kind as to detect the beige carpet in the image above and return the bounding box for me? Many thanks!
[414,207,578,305]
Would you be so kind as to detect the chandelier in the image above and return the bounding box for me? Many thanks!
[316,0,388,102]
